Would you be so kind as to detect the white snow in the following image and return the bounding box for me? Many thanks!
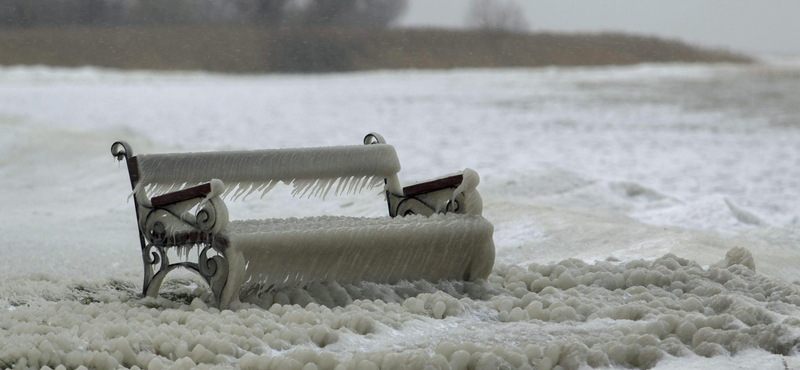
[1,61,799,369]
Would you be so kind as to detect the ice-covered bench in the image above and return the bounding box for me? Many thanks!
[111,133,495,308]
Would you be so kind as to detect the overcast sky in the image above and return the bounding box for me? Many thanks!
[399,0,800,56]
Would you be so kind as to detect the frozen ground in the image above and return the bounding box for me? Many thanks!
[1,61,799,369]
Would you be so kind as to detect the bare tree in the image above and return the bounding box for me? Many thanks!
[0,0,407,28]
[0,0,120,26]
[358,0,408,27]
[466,0,529,33]
[297,0,408,27]
[231,0,291,25]
[0,0,38,26]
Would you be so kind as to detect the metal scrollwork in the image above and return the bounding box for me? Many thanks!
[137,194,229,308]
[392,191,467,217]
[396,197,435,217]
[142,243,167,299]
[143,243,163,267]
[198,244,229,306]
[195,199,219,232]
[363,132,387,145]
[111,141,133,161]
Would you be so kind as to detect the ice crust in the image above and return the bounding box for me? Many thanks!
[226,214,496,299]
[135,180,496,307]
[135,145,401,200]
[2,249,800,370]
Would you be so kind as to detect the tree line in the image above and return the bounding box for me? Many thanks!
[0,0,408,28]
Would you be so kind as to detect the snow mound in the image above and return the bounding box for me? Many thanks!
[2,248,799,370]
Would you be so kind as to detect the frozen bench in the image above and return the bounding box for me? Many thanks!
[111,133,495,308]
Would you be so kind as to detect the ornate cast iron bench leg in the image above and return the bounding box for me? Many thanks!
[141,240,229,309]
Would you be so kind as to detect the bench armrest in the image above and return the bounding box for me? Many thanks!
[402,174,463,197]
[151,183,212,207]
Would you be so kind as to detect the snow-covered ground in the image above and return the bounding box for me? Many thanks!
[1,61,799,369]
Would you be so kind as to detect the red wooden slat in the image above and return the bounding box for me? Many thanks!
[128,156,139,183]
[151,183,212,207]
[403,174,463,197]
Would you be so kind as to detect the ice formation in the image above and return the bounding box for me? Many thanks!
[455,169,483,216]
[136,188,230,244]
[713,247,756,272]
[225,214,496,305]
[132,171,495,308]
[3,249,799,370]
[135,145,402,200]
[4,62,800,370]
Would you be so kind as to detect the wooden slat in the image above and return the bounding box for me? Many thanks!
[127,156,139,183]
[403,174,463,197]
[151,183,212,207]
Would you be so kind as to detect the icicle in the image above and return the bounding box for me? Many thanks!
[241,183,261,201]
[155,183,169,197]
[301,179,317,199]
[165,182,176,194]
[289,179,301,197]
[147,184,157,198]
[295,179,316,198]
[371,176,383,189]
[333,176,346,197]
[306,180,319,198]
[135,175,389,203]
[289,179,302,197]
[231,182,252,202]
[312,179,324,198]
[358,175,371,192]
[260,180,278,199]
[221,183,237,200]
[347,175,360,194]
[312,179,329,199]
[322,178,336,200]
[337,177,348,196]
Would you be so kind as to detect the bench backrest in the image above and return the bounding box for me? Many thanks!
[132,144,401,199]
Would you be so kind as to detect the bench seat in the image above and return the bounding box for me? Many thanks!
[220,214,495,305]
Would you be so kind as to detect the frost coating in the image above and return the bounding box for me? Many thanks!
[135,192,230,243]
[135,179,495,308]
[457,169,483,215]
[397,169,483,216]
[135,144,401,199]
[226,214,496,302]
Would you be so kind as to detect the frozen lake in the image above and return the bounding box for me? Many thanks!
[1,61,799,369]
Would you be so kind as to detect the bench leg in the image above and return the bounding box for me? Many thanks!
[141,243,229,309]
[198,243,229,309]
[142,244,166,299]
[218,249,245,309]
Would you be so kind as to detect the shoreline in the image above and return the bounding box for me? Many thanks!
[0,26,751,74]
